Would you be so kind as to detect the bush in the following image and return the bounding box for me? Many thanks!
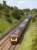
[32,15,37,22]
[5,14,12,23]
[32,18,36,22]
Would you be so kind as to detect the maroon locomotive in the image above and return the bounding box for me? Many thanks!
[10,16,32,44]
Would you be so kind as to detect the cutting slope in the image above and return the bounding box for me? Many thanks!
[19,17,37,50]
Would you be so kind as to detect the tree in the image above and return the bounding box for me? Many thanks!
[31,9,37,15]
[5,14,12,23]
[23,9,30,13]
[32,15,37,22]
[3,0,7,7]
[0,4,3,10]
[23,9,30,16]
[12,6,21,20]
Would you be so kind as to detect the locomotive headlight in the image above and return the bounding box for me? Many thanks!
[11,38,13,41]
[11,37,17,42]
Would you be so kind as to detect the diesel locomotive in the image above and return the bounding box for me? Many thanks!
[10,16,32,44]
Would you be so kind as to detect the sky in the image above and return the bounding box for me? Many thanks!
[0,0,37,9]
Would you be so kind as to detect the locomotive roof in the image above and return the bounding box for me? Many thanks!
[10,28,20,35]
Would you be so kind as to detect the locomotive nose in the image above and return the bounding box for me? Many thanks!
[10,37,17,44]
[11,37,17,42]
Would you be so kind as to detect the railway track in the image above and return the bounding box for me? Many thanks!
[9,44,20,50]
[9,45,16,50]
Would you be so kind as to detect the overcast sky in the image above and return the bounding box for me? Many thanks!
[0,0,37,9]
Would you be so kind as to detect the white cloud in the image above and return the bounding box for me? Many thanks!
[0,0,37,9]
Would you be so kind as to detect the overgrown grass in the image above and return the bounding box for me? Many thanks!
[19,18,37,50]
[0,16,19,38]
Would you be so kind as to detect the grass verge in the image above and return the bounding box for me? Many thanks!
[19,19,37,50]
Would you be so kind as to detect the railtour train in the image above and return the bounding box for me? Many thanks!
[10,16,32,44]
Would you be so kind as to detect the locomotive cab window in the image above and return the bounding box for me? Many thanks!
[12,37,16,40]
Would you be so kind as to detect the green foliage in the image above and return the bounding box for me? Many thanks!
[32,9,37,13]
[32,38,37,50]
[23,9,30,12]
[5,14,12,23]
[12,11,21,20]
[0,4,3,10]
[23,9,30,15]
[0,3,25,20]
[12,6,21,20]
[32,15,37,22]
[32,17,36,22]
